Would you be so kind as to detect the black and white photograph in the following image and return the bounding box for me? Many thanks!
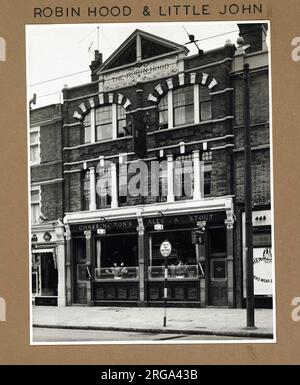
[27,21,274,344]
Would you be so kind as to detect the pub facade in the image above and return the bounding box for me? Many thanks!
[30,23,272,308]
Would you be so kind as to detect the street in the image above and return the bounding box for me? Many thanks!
[33,327,251,342]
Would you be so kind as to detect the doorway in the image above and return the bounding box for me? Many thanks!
[208,227,228,306]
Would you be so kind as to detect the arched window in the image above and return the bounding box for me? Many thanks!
[156,84,212,130]
[82,103,128,144]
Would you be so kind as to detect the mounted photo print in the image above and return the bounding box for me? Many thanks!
[26,21,274,344]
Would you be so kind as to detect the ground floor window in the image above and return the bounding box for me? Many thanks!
[95,234,139,280]
[149,230,198,279]
[32,252,58,296]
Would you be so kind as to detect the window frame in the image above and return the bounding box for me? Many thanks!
[82,103,128,144]
[29,127,41,165]
[201,150,212,197]
[31,186,41,225]
[157,84,212,130]
[173,85,195,128]
[82,170,91,211]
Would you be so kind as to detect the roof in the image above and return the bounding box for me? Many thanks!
[96,29,189,73]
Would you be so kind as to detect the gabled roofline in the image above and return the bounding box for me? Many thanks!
[96,29,189,74]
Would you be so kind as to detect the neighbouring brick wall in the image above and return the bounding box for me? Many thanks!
[40,121,63,163]
[30,104,64,221]
[31,163,62,183]
[41,182,63,221]
[211,148,232,197]
[67,172,82,212]
[234,70,269,127]
[234,148,271,205]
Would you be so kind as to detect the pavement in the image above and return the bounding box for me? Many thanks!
[32,306,274,339]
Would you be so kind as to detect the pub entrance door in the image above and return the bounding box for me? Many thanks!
[207,227,228,306]
[73,237,89,304]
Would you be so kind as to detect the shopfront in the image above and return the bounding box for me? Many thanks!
[242,208,273,308]
[31,222,66,306]
[65,200,234,308]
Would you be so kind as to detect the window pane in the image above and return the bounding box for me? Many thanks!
[96,167,111,208]
[158,94,168,129]
[174,104,194,126]
[117,105,126,120]
[31,203,40,224]
[200,101,212,121]
[210,228,227,254]
[118,119,127,137]
[117,105,127,137]
[212,260,226,279]
[31,190,40,203]
[30,132,38,144]
[84,125,91,143]
[173,86,194,107]
[83,112,91,143]
[174,155,193,199]
[96,123,112,141]
[199,86,210,101]
[83,171,90,210]
[150,230,196,266]
[158,94,168,109]
[30,146,39,162]
[96,106,112,125]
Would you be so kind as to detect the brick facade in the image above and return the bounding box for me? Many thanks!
[30,24,271,308]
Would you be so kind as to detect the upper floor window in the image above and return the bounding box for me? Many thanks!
[82,170,90,211]
[117,105,127,137]
[96,105,113,141]
[202,150,212,196]
[158,94,168,129]
[157,85,212,130]
[174,154,194,201]
[199,87,212,121]
[173,85,194,127]
[96,164,111,209]
[83,103,128,144]
[30,127,40,165]
[31,188,41,224]
[158,162,168,202]
[83,112,91,144]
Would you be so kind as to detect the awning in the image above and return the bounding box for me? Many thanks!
[32,248,55,254]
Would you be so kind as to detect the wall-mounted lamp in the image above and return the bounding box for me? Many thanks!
[154,211,164,231]
[97,217,107,235]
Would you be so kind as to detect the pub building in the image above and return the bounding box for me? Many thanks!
[30,23,272,308]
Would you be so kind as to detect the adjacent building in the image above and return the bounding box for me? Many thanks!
[30,23,272,308]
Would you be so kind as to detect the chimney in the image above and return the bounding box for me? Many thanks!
[238,23,268,53]
[90,50,103,82]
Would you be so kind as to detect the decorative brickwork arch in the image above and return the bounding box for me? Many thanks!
[73,93,132,120]
[147,72,218,103]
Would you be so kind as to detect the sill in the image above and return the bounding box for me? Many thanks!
[148,278,199,281]
[148,116,234,135]
[94,279,139,283]
[64,135,133,150]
